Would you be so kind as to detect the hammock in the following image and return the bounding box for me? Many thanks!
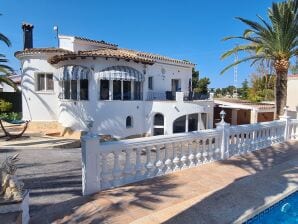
[0,119,29,141]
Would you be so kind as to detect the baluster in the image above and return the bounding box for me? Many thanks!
[123,149,133,183]
[155,145,164,176]
[145,146,154,177]
[196,140,202,165]
[135,147,143,181]
[164,143,172,174]
[180,141,188,169]
[216,136,221,160]
[112,151,122,186]
[208,137,214,161]
[173,143,180,171]
[202,138,208,163]
[101,152,111,189]
[188,140,195,167]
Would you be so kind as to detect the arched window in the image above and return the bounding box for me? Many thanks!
[126,116,133,128]
[153,113,164,136]
[154,113,164,126]
[173,115,186,133]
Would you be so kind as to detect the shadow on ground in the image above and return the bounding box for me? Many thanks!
[164,141,298,224]
[30,175,180,224]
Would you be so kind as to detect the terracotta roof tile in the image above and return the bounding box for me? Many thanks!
[14,48,71,57]
[48,48,155,65]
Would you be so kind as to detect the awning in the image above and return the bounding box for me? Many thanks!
[60,65,91,80]
[98,66,144,82]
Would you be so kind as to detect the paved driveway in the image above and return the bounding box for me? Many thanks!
[0,147,82,216]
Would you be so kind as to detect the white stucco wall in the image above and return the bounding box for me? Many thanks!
[287,76,298,118]
[17,44,213,138]
[20,54,60,121]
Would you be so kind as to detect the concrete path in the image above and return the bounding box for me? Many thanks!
[0,147,82,217]
[27,141,298,224]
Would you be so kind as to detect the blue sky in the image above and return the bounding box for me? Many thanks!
[0,0,282,88]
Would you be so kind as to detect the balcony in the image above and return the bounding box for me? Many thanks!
[146,91,210,101]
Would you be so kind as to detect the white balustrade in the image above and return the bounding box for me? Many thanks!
[81,111,298,195]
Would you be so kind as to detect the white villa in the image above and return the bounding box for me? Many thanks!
[15,24,213,139]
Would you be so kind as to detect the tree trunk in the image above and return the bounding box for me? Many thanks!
[274,69,288,119]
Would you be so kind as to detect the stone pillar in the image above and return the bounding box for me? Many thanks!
[280,106,291,141]
[81,120,101,195]
[216,110,230,159]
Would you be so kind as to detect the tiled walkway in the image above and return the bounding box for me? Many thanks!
[29,141,298,224]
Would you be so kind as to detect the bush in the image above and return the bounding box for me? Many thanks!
[0,99,12,112]
[0,112,22,121]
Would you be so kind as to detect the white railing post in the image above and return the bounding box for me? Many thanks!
[81,120,100,195]
[280,106,291,141]
[216,110,230,159]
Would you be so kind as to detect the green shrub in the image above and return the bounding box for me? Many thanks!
[0,99,12,112]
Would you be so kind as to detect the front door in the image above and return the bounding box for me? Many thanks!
[171,79,180,92]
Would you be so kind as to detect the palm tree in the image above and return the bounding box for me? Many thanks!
[0,13,17,90]
[221,0,298,118]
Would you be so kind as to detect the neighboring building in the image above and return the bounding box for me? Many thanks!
[15,24,213,138]
[214,98,275,126]
[287,74,298,118]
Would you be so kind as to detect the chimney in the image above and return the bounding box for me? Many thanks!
[22,23,34,50]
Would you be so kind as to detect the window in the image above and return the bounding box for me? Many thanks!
[80,79,89,100]
[148,76,153,90]
[100,80,109,100]
[113,80,121,100]
[36,73,54,91]
[173,115,186,133]
[71,80,77,100]
[188,113,198,132]
[123,81,131,100]
[134,81,142,100]
[153,113,164,136]
[61,66,89,101]
[126,116,133,128]
[154,113,164,126]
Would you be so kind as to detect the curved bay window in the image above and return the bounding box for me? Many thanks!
[99,66,143,101]
[60,65,90,100]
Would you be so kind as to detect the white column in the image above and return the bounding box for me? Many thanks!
[131,81,135,100]
[81,131,100,195]
[121,80,124,100]
[198,113,202,130]
[185,114,189,132]
[216,110,230,159]
[280,106,291,141]
[109,80,113,100]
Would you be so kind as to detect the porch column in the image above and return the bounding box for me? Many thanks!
[185,114,189,132]
[131,81,135,100]
[250,109,258,123]
[109,80,113,100]
[121,81,124,100]
[198,113,202,130]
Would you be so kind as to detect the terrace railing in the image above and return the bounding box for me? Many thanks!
[81,108,298,195]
